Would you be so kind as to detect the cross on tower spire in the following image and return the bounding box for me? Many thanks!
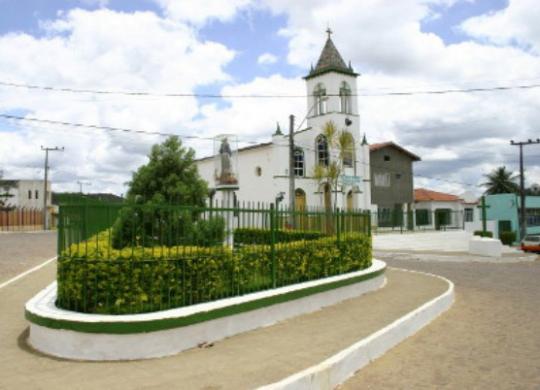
[326,27,333,39]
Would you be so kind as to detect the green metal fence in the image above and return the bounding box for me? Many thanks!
[56,202,371,314]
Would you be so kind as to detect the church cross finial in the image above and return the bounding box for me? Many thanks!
[326,27,333,39]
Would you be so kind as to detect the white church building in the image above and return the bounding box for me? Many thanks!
[196,31,371,211]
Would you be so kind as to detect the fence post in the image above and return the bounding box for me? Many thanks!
[367,210,372,237]
[270,203,276,288]
[336,208,342,271]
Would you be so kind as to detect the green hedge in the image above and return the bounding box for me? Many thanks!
[474,230,493,238]
[499,231,517,245]
[57,231,372,314]
[111,206,225,248]
[234,228,325,245]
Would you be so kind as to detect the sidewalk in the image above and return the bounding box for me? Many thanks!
[1,263,448,390]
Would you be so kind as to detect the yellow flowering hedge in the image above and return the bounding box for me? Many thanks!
[57,231,371,314]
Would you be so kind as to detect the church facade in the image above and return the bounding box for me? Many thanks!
[196,32,371,211]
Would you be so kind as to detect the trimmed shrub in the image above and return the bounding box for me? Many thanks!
[499,231,517,246]
[57,231,372,314]
[474,230,493,238]
[111,205,224,248]
[234,228,325,245]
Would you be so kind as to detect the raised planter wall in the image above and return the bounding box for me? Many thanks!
[26,260,386,361]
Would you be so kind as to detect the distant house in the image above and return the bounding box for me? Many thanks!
[414,188,466,230]
[484,193,540,240]
[370,142,420,227]
[0,179,51,210]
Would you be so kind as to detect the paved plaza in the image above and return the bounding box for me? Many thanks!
[1,232,539,389]
[0,231,56,283]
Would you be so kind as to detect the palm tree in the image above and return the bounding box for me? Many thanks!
[312,121,354,233]
[482,166,519,195]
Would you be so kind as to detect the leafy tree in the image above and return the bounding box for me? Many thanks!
[482,166,519,195]
[312,121,354,233]
[312,121,354,212]
[111,136,215,248]
[126,136,208,205]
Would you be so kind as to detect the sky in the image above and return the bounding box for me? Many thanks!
[0,0,539,196]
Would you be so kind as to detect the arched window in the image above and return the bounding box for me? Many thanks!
[342,131,354,168]
[313,83,327,116]
[316,135,329,166]
[339,81,352,114]
[293,147,305,177]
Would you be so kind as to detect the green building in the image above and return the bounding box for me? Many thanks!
[485,193,540,240]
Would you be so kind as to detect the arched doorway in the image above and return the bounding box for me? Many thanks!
[295,188,307,229]
[295,188,306,211]
[346,190,354,211]
[323,184,331,211]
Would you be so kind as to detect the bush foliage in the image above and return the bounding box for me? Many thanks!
[111,206,225,248]
[57,231,372,314]
[234,228,325,245]
[474,230,494,238]
[499,231,517,245]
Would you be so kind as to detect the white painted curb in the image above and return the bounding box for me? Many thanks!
[258,268,455,390]
[26,261,387,361]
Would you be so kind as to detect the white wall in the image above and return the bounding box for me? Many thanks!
[2,180,51,209]
[195,68,371,210]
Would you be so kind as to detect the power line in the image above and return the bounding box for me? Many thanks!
[0,113,215,141]
[2,80,540,98]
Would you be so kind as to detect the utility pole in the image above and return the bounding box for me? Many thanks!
[41,146,64,230]
[288,114,296,228]
[510,138,540,240]
[77,181,91,194]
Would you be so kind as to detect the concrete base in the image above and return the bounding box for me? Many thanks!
[26,261,386,361]
[469,236,503,257]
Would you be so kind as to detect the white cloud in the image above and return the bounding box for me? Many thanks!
[0,8,235,193]
[249,0,540,194]
[461,0,540,54]
[152,0,253,25]
[2,0,540,198]
[257,52,278,65]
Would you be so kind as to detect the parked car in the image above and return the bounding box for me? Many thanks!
[521,234,540,253]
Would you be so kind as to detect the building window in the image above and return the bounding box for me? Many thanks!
[525,208,540,227]
[342,131,354,168]
[395,173,402,179]
[465,208,474,222]
[316,135,329,166]
[384,155,390,161]
[255,166,262,176]
[293,148,305,177]
[339,81,352,114]
[313,83,327,116]
[28,190,32,199]
[374,172,390,187]
[35,190,39,199]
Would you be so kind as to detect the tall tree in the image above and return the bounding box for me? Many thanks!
[111,137,211,248]
[127,136,208,205]
[482,166,519,195]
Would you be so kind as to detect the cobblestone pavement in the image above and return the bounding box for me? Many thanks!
[342,254,540,390]
[0,231,56,283]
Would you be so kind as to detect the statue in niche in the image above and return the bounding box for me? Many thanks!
[218,137,237,185]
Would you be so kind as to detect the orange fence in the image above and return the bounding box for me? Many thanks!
[0,208,44,231]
